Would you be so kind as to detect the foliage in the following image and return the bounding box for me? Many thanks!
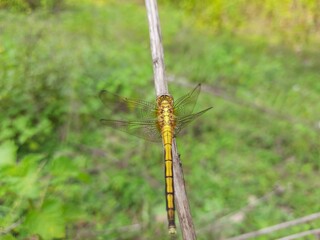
[160,0,320,46]
[0,1,319,239]
[0,0,66,12]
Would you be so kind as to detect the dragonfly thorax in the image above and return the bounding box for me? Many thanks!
[157,95,174,107]
[156,95,175,130]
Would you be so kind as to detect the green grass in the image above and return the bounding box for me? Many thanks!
[0,1,319,239]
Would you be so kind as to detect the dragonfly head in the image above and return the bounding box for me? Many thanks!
[157,95,174,107]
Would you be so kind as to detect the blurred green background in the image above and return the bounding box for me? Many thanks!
[0,0,320,239]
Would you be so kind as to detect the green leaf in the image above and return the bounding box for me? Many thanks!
[0,141,16,167]
[4,154,44,199]
[49,156,78,177]
[0,234,17,240]
[23,199,66,240]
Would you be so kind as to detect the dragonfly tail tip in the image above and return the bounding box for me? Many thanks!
[168,226,177,235]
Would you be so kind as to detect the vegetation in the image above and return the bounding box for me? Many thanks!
[0,0,319,239]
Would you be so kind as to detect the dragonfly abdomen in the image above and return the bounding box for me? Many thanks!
[162,126,176,235]
[156,95,177,234]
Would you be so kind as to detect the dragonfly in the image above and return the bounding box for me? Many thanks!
[99,84,212,235]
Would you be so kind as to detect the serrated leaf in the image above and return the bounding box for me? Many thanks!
[49,156,78,177]
[4,154,44,198]
[24,199,66,240]
[0,141,17,167]
[14,170,40,199]
[0,234,16,240]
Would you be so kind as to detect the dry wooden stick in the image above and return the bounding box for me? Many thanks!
[145,0,197,239]
[0,220,22,235]
[198,185,286,234]
[227,212,320,240]
[277,228,320,240]
[144,0,167,96]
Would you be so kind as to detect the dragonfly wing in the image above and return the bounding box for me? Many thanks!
[99,90,157,119]
[175,107,212,136]
[100,119,162,142]
[174,84,201,118]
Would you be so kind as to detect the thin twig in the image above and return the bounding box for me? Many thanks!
[198,185,285,234]
[277,228,320,240]
[145,1,197,239]
[0,220,22,235]
[227,212,320,240]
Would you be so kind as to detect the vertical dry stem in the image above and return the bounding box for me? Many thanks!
[145,0,197,239]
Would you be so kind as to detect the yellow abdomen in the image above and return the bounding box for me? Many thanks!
[157,95,176,235]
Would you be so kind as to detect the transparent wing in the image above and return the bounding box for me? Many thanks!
[100,119,162,142]
[174,84,201,118]
[99,90,157,119]
[175,107,212,136]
